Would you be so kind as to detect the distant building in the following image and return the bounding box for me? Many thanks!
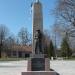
[1,45,32,58]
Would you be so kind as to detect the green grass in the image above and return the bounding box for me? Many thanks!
[0,58,27,61]
[63,57,75,60]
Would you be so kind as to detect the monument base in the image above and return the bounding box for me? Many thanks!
[22,54,58,75]
[27,55,50,71]
[22,71,57,75]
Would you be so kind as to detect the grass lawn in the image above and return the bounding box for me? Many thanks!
[0,58,27,61]
[60,56,75,60]
[64,57,75,60]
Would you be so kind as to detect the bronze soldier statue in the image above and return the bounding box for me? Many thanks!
[35,30,43,54]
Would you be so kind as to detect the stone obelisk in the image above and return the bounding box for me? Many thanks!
[22,0,57,75]
[32,0,43,54]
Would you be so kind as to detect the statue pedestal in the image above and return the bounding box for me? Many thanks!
[22,71,57,75]
[27,54,49,71]
[21,54,58,75]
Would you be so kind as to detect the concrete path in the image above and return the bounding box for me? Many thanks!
[0,60,75,75]
[0,60,27,75]
[50,60,75,75]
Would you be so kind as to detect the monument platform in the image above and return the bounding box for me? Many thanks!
[22,71,57,75]
[22,54,58,75]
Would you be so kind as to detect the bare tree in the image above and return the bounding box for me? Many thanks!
[5,35,16,47]
[0,24,9,58]
[56,0,75,27]
[53,22,70,39]
[53,0,75,50]
[43,29,56,58]
[55,0,75,35]
[43,29,50,47]
[18,27,31,46]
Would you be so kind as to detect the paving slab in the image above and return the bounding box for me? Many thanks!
[0,60,75,75]
[0,60,27,75]
[50,60,75,75]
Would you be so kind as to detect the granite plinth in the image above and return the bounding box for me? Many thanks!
[22,71,57,75]
[27,58,50,71]
[22,54,57,75]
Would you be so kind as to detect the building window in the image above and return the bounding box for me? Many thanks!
[7,51,11,57]
[13,51,16,56]
[18,51,22,58]
[25,54,30,58]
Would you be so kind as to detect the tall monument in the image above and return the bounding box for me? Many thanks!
[22,0,57,75]
[32,0,43,54]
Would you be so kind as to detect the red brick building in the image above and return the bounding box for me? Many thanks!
[1,45,32,58]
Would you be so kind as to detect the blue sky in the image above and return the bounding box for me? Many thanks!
[0,0,57,36]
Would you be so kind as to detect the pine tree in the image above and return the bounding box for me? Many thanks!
[61,37,72,58]
[47,40,55,59]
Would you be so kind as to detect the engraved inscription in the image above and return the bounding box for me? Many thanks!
[31,58,45,71]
